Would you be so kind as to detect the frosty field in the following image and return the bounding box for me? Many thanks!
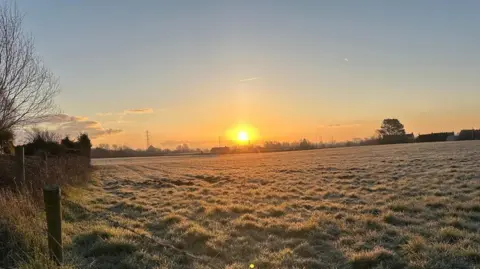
[64,142,480,269]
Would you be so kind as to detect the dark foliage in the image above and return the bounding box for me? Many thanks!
[23,129,64,155]
[378,119,406,137]
[77,133,92,159]
[0,129,14,154]
[298,138,315,150]
[24,141,65,156]
[22,129,91,158]
[61,136,76,149]
[379,134,414,145]
[0,129,13,143]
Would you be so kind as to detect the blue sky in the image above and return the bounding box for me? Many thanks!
[16,0,480,148]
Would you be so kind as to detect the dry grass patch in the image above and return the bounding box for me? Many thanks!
[349,247,405,269]
[0,189,74,269]
[438,226,466,243]
[76,141,480,268]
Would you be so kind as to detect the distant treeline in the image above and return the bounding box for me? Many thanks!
[210,120,480,155]
[91,144,204,158]
[345,129,478,147]
[89,119,480,157]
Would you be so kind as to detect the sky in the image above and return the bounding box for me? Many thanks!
[15,0,480,149]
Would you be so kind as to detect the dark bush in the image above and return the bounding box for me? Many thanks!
[61,136,76,149]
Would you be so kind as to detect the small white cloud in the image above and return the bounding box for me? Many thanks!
[239,77,259,82]
[344,58,349,62]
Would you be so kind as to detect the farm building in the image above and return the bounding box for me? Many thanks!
[458,129,480,140]
[210,146,230,154]
[416,132,454,143]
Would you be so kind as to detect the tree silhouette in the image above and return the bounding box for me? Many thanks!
[377,119,406,137]
[298,138,314,150]
[147,145,161,152]
[61,136,75,149]
[0,3,59,132]
[77,133,92,159]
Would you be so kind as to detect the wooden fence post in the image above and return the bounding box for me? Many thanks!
[43,185,63,265]
[42,152,48,177]
[15,146,25,184]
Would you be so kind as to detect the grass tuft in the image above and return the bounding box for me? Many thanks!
[349,247,405,269]
[383,212,414,226]
[73,230,113,246]
[86,239,137,257]
[438,227,465,243]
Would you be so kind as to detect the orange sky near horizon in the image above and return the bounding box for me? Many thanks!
[89,76,479,149]
[91,108,479,149]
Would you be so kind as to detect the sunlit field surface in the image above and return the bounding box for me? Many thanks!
[66,142,480,269]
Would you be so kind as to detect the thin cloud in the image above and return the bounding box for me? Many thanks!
[328,123,360,128]
[75,116,88,121]
[40,114,88,123]
[96,112,113,117]
[124,108,154,114]
[36,113,122,139]
[344,58,349,62]
[319,123,362,128]
[239,77,259,82]
[97,108,156,117]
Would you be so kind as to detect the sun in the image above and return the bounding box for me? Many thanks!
[226,124,258,145]
[237,131,249,142]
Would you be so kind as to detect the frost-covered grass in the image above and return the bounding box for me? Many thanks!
[65,141,480,269]
[0,156,90,269]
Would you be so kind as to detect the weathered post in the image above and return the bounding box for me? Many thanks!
[43,185,63,265]
[14,146,25,184]
[42,152,48,178]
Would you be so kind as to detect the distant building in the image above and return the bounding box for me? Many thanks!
[446,135,458,141]
[458,129,480,141]
[210,146,230,154]
[416,132,454,143]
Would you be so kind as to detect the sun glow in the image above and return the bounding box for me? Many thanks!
[237,131,249,142]
[226,124,259,145]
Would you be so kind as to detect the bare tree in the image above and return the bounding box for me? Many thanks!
[0,2,59,132]
[26,128,60,143]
